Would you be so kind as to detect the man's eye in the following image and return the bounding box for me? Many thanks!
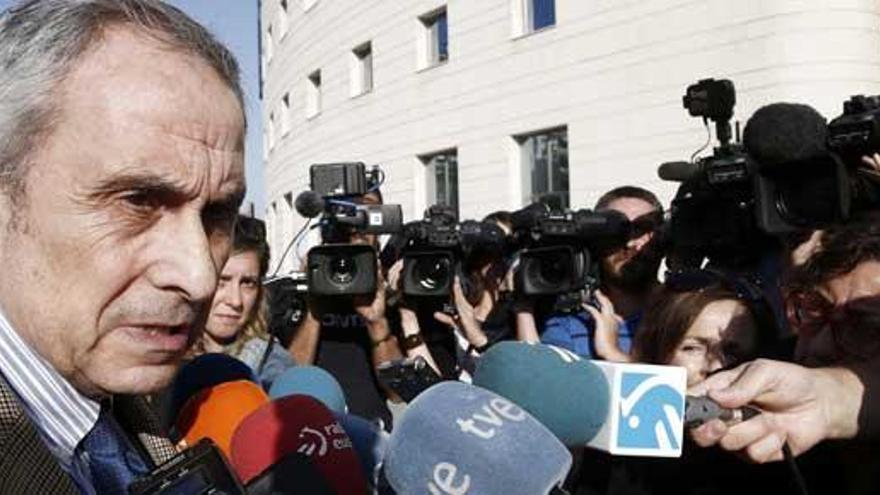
[121,191,160,210]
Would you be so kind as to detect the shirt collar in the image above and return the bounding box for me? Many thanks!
[0,306,100,464]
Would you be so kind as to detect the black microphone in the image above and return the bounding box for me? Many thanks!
[658,160,700,182]
[128,439,246,495]
[743,102,828,169]
[684,395,760,429]
[294,190,325,218]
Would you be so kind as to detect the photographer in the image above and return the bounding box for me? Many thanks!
[539,186,664,360]
[288,189,403,429]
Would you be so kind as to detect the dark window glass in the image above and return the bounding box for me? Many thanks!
[532,0,555,31]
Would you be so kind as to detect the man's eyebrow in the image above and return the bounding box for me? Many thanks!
[87,172,195,202]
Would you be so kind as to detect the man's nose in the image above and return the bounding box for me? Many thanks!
[150,212,218,304]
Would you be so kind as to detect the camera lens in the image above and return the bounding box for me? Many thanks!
[328,256,357,285]
[526,250,572,291]
[414,256,452,291]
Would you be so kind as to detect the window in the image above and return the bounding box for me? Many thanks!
[265,24,274,62]
[277,0,289,39]
[280,92,291,136]
[512,0,555,37]
[418,7,448,70]
[302,0,318,11]
[267,111,277,150]
[420,149,459,217]
[517,127,568,209]
[350,42,373,97]
[306,70,321,118]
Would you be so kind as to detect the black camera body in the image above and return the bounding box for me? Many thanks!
[828,95,880,157]
[304,162,402,297]
[661,78,779,269]
[511,204,629,297]
[264,272,308,347]
[400,205,505,297]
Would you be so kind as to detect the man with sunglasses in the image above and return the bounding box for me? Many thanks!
[540,186,665,359]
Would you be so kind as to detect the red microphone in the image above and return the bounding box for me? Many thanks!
[230,394,368,495]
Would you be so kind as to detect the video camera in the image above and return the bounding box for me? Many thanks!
[658,78,768,269]
[509,202,629,302]
[398,205,506,297]
[296,162,403,296]
[659,79,880,270]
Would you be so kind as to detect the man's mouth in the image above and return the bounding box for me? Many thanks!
[124,324,191,352]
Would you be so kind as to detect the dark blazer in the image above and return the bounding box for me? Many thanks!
[0,373,178,494]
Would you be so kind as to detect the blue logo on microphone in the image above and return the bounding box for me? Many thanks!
[616,371,684,452]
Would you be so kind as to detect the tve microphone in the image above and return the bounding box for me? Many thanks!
[473,342,610,446]
[230,394,369,495]
[384,381,572,495]
[268,365,348,414]
[175,380,269,458]
[170,353,257,421]
[294,190,326,218]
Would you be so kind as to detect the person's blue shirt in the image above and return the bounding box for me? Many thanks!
[540,311,641,358]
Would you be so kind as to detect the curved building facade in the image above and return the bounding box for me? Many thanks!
[260,0,880,268]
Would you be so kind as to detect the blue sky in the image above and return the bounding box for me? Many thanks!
[0,0,265,216]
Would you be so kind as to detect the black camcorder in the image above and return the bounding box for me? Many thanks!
[510,203,629,300]
[399,205,506,298]
[300,162,403,296]
[659,79,880,270]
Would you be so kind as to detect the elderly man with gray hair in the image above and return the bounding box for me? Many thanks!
[0,1,246,493]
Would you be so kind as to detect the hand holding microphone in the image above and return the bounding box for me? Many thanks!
[688,359,863,463]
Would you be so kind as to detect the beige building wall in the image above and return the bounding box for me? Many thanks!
[260,0,880,269]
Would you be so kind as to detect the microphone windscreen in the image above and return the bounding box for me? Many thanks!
[335,412,389,487]
[171,353,257,420]
[176,380,269,458]
[658,161,700,182]
[473,342,610,446]
[744,102,828,168]
[384,381,571,495]
[294,190,325,218]
[245,452,336,495]
[268,365,348,414]
[230,394,368,495]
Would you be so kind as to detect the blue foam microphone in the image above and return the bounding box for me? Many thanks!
[384,381,572,495]
[268,365,348,414]
[473,342,610,446]
[335,412,389,490]
[474,342,688,457]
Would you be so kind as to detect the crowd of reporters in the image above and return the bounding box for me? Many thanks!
[157,85,880,495]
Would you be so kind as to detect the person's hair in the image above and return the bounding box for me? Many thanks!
[632,284,745,364]
[595,186,663,213]
[0,0,245,204]
[787,212,880,293]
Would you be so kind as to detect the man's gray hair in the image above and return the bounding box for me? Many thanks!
[0,0,245,201]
